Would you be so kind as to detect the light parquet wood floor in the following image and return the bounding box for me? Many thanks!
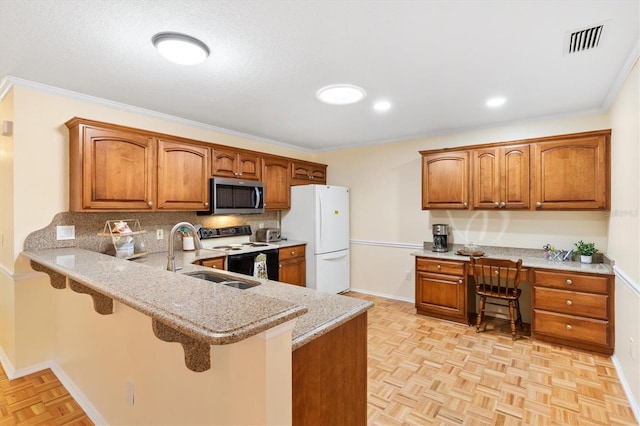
[1,293,637,425]
[0,367,92,426]
[346,291,638,426]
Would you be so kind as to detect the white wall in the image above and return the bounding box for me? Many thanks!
[607,58,640,411]
[320,114,611,300]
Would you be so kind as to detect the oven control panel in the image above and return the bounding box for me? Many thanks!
[198,225,252,239]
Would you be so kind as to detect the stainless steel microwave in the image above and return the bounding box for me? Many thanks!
[198,177,265,215]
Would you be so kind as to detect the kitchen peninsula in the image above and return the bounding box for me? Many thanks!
[19,223,371,425]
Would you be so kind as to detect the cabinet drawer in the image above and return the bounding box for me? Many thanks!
[533,310,609,347]
[416,258,464,275]
[534,287,608,320]
[198,257,226,269]
[533,270,609,294]
[279,245,305,260]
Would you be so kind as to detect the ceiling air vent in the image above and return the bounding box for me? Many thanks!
[564,23,605,55]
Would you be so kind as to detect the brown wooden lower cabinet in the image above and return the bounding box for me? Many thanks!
[279,245,306,287]
[532,269,614,355]
[414,255,615,355]
[194,257,226,270]
[292,312,367,426]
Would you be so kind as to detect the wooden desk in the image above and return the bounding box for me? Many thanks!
[414,255,614,355]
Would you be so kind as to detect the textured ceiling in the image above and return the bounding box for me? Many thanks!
[0,1,638,151]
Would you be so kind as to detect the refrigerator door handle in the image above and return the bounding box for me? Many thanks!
[321,251,348,261]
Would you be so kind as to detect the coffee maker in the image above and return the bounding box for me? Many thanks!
[432,224,449,252]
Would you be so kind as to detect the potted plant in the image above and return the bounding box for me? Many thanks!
[574,240,598,264]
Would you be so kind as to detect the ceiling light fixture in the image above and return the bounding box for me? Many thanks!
[316,84,366,105]
[373,100,392,112]
[486,97,506,108]
[152,32,210,65]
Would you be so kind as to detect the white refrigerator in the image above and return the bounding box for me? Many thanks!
[281,185,350,294]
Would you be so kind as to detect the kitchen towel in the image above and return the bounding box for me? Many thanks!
[254,253,268,279]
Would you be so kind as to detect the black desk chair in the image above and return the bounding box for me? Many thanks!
[469,256,523,341]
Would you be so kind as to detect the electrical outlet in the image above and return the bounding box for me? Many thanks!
[56,225,75,240]
[156,229,163,240]
[259,223,264,229]
[404,270,412,281]
[126,379,135,405]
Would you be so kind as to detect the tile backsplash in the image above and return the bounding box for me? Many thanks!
[24,211,279,254]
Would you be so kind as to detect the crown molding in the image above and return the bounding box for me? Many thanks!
[0,75,311,153]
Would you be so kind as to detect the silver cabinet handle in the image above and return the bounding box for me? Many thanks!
[463,202,468,208]
[566,324,573,330]
[499,202,506,208]
[204,202,209,206]
[536,201,542,208]
[436,264,441,270]
[566,279,573,285]
[566,300,573,306]
[458,279,463,284]
[291,251,295,255]
[494,202,499,208]
[147,200,154,207]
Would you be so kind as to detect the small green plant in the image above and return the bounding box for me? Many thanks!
[574,240,598,256]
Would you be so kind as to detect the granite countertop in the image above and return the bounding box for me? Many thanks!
[411,244,614,275]
[22,247,372,350]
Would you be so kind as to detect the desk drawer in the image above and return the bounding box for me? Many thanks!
[533,270,609,294]
[533,310,609,347]
[534,287,608,320]
[416,258,464,275]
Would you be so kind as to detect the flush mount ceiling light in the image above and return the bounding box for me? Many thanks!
[486,97,506,108]
[152,32,210,65]
[373,100,392,112]
[316,84,366,105]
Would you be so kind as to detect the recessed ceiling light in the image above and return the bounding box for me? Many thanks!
[152,32,210,65]
[316,84,366,105]
[486,97,507,108]
[374,100,392,112]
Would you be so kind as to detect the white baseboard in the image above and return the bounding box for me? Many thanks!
[612,354,640,424]
[0,346,108,425]
[49,363,109,426]
[349,287,414,304]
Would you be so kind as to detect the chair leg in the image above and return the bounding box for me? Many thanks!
[515,299,523,329]
[508,301,517,341]
[476,296,485,333]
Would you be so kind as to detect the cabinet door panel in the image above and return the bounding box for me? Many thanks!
[82,127,155,210]
[534,287,608,319]
[262,156,291,209]
[472,149,499,208]
[502,145,530,208]
[237,153,261,180]
[532,133,609,210]
[421,152,469,209]
[211,148,238,178]
[157,139,210,210]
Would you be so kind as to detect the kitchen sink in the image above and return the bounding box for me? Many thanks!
[183,271,260,289]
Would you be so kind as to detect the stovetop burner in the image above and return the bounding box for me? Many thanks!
[200,227,279,254]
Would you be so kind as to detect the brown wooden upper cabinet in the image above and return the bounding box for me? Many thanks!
[156,139,210,210]
[262,155,291,209]
[531,131,610,210]
[66,118,210,212]
[421,151,469,209]
[420,129,610,211]
[472,144,530,209]
[211,147,261,180]
[291,160,327,185]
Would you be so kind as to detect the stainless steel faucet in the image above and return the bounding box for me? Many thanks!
[167,222,202,272]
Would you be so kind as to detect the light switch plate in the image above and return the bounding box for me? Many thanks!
[56,225,75,240]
